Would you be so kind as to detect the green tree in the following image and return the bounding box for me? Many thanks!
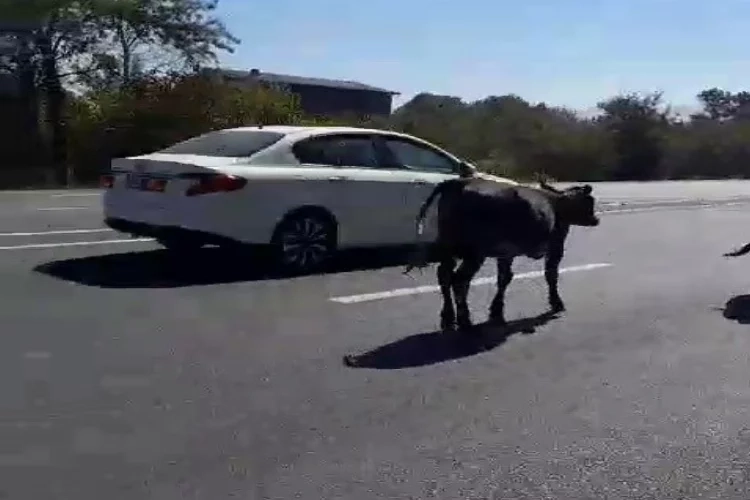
[596,91,670,180]
[0,0,238,184]
[694,88,750,121]
[73,0,239,90]
[66,73,303,182]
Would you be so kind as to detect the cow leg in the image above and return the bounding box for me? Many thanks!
[452,255,485,330]
[545,240,566,313]
[489,257,513,324]
[437,256,457,330]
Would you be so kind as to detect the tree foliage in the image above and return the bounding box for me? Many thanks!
[0,0,238,184]
[6,0,750,186]
[66,73,300,181]
[53,80,750,186]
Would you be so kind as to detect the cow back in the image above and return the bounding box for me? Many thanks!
[437,180,557,258]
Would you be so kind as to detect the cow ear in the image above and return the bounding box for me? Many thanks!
[582,184,592,195]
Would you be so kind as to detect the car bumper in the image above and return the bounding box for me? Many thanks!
[104,217,242,247]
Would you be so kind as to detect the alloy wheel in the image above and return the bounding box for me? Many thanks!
[276,215,334,272]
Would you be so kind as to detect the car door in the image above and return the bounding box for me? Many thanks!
[291,133,413,248]
[375,135,461,243]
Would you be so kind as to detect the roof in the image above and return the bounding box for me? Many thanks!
[222,125,463,159]
[227,125,406,138]
[185,125,520,185]
[214,68,399,95]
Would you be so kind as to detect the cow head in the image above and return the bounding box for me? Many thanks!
[541,181,600,227]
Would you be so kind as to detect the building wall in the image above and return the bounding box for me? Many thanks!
[284,84,393,117]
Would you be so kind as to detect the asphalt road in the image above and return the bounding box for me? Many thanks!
[4,182,750,499]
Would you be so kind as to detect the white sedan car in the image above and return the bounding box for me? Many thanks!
[101,125,518,272]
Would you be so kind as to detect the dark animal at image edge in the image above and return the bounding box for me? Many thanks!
[724,241,750,257]
[404,176,600,331]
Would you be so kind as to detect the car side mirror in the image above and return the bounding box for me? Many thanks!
[458,161,477,178]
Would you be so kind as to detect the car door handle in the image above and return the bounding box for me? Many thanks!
[328,176,347,182]
[411,179,428,185]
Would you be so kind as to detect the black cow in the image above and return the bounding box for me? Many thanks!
[724,242,750,257]
[405,177,600,331]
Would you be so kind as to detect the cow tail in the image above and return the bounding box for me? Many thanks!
[725,241,750,257]
[403,180,453,275]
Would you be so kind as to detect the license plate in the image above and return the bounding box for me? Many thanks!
[126,173,146,189]
[126,174,166,192]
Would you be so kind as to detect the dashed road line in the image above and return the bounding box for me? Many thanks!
[0,229,112,236]
[37,207,91,211]
[600,201,748,215]
[0,238,154,251]
[330,263,613,304]
[49,193,102,198]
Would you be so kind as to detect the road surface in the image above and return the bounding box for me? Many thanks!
[3,182,750,499]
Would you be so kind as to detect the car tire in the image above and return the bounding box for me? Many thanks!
[271,210,337,274]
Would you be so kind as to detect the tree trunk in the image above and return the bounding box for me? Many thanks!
[35,31,67,186]
[117,22,132,87]
[17,35,40,166]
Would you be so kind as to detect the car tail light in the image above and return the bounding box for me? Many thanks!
[186,174,247,196]
[145,178,167,192]
[100,174,114,188]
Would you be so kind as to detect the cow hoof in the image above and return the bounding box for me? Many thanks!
[550,300,566,313]
[457,318,473,331]
[440,321,456,332]
[488,309,506,325]
[440,316,456,331]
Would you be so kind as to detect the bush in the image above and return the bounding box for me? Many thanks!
[54,79,750,185]
[66,73,305,182]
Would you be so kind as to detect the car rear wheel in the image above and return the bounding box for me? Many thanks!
[271,211,337,274]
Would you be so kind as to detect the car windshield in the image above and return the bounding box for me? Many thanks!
[158,129,285,157]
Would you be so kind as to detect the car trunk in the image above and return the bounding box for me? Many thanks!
[108,153,239,194]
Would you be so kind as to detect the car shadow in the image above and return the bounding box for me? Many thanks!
[33,245,432,289]
[722,295,750,324]
[342,310,562,370]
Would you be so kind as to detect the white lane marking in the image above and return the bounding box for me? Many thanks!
[37,207,90,211]
[601,201,749,214]
[603,207,679,214]
[50,193,101,198]
[0,238,154,250]
[600,199,710,207]
[330,263,613,304]
[0,190,97,195]
[0,228,112,236]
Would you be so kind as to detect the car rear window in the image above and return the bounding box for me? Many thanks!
[159,130,285,157]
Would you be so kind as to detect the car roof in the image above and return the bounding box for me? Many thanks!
[211,125,470,167]
[220,125,422,141]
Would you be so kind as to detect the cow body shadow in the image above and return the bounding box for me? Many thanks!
[343,310,562,370]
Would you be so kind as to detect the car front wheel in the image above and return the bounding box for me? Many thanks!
[271,211,337,274]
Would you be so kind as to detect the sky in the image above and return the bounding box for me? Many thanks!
[215,0,750,114]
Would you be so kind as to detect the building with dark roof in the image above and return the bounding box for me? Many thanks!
[205,68,399,118]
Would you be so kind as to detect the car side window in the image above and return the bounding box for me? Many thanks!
[293,135,379,168]
[383,138,458,174]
